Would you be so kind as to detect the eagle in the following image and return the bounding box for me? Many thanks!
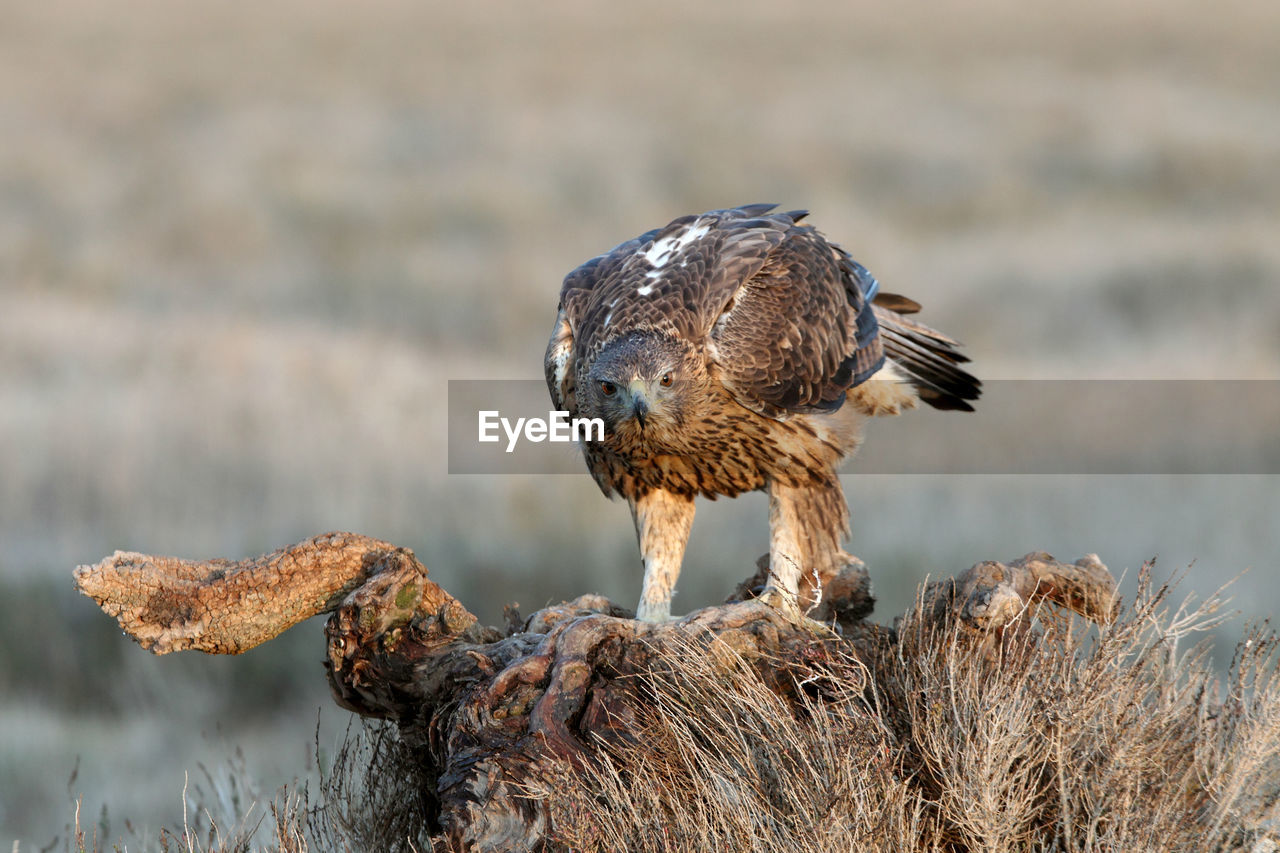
[545,204,980,621]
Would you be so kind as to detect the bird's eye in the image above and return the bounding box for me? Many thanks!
[600,381,617,396]
[660,372,673,387]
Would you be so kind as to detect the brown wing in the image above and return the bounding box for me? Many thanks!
[708,223,884,419]
[546,204,790,411]
[546,205,975,422]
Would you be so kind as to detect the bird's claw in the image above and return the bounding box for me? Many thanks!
[757,587,840,639]
[756,587,803,618]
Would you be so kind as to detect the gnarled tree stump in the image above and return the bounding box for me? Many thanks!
[75,533,1118,851]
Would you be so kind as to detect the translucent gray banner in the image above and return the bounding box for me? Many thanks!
[448,380,1280,475]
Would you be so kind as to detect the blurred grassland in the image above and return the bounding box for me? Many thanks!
[2,0,1279,845]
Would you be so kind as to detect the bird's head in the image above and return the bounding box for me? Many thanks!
[583,331,701,444]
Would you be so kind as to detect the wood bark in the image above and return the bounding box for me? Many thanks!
[75,533,1118,851]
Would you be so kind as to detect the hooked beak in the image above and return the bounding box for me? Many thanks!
[628,380,650,428]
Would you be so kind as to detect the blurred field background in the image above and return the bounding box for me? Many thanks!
[2,0,1278,845]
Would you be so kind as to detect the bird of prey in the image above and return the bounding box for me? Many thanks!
[545,204,979,621]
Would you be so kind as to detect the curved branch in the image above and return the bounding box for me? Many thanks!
[911,551,1118,659]
[925,551,1117,628]
[72,531,430,654]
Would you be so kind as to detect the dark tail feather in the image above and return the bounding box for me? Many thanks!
[873,304,981,412]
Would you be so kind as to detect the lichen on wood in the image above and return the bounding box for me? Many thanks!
[73,531,406,654]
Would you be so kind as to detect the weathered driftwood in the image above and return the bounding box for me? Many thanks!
[908,550,1118,660]
[74,533,1118,851]
[73,531,396,655]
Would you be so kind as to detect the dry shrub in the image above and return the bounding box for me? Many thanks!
[66,755,279,853]
[61,721,436,853]
[549,567,1280,852]
[546,634,927,852]
[300,719,438,853]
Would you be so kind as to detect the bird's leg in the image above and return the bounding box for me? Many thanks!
[762,477,852,616]
[630,488,696,622]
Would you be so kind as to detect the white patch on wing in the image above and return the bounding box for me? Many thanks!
[547,326,573,408]
[604,310,612,326]
[643,235,677,267]
[645,269,662,279]
[677,221,710,247]
[639,218,711,269]
[636,284,654,296]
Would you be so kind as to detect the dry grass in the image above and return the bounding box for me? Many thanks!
[59,721,437,853]
[544,635,916,851]
[301,721,436,853]
[546,569,1279,852]
[882,569,1280,851]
